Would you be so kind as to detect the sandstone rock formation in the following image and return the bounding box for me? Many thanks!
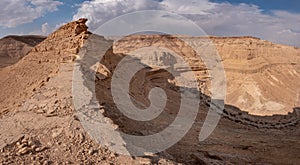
[112,35,300,116]
[212,36,300,115]
[93,34,300,164]
[0,18,89,113]
[0,19,158,164]
[0,35,45,68]
[0,19,299,164]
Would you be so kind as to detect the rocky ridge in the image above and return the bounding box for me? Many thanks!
[0,18,89,113]
[0,19,168,164]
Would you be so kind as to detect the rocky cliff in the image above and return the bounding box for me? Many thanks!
[212,36,300,115]
[94,34,300,164]
[112,35,300,116]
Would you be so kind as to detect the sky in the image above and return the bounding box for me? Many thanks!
[0,0,299,47]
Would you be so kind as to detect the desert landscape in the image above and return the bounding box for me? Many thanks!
[0,35,45,68]
[0,17,299,164]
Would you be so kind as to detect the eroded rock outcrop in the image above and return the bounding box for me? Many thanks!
[94,34,300,164]
[112,35,300,116]
[211,36,300,115]
[0,18,90,112]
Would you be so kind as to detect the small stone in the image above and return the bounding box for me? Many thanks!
[79,133,85,143]
[158,159,168,164]
[47,108,56,114]
[17,147,31,155]
[35,146,47,152]
[17,143,27,149]
[143,152,155,156]
[99,109,105,114]
[109,152,116,159]
[28,140,34,146]
[21,139,28,144]
[139,158,152,165]
[43,160,50,165]
[31,144,38,150]
[88,149,95,155]
[65,161,71,164]
[73,115,79,121]
[45,113,58,117]
[36,109,44,114]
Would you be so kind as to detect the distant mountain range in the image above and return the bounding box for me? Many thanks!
[0,35,45,68]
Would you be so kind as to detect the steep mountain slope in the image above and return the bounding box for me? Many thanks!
[0,19,299,164]
[0,19,154,164]
[0,19,88,113]
[0,35,46,68]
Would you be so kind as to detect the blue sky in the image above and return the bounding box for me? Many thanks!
[0,0,299,46]
[0,0,85,37]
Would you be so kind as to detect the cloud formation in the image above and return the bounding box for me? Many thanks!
[0,0,63,28]
[41,22,51,35]
[73,0,300,47]
[73,0,161,30]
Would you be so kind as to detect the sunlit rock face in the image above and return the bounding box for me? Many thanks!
[112,35,300,116]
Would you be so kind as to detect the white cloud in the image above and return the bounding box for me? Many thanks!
[29,22,55,36]
[73,0,300,47]
[160,0,215,15]
[41,22,51,35]
[184,3,300,47]
[73,0,161,30]
[0,0,63,28]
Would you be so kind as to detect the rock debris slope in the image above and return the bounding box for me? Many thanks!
[0,19,88,113]
[0,19,162,164]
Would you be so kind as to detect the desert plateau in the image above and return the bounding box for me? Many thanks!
[0,1,300,164]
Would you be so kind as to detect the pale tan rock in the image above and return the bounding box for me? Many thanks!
[112,35,300,116]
